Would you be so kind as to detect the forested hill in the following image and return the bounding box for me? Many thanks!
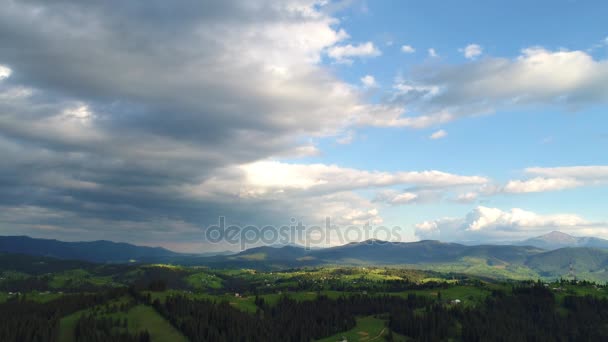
[0,236,183,263]
[6,235,608,282]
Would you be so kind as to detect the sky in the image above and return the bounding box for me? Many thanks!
[0,0,607,252]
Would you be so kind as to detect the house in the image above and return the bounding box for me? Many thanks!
[450,299,461,305]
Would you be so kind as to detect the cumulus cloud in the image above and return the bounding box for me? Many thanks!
[428,48,439,57]
[461,44,482,59]
[393,47,608,128]
[429,129,447,139]
[401,45,415,53]
[415,206,608,241]
[327,42,381,63]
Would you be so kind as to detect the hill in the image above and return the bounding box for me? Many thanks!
[525,247,608,280]
[519,231,608,250]
[0,236,183,263]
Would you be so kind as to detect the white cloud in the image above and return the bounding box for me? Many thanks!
[401,45,415,53]
[429,129,447,139]
[461,44,482,59]
[525,166,608,180]
[360,75,378,88]
[0,65,11,80]
[504,166,608,193]
[374,190,419,205]
[327,42,381,63]
[428,48,439,57]
[503,177,583,193]
[454,192,478,203]
[415,206,608,241]
[220,160,490,197]
[394,47,608,127]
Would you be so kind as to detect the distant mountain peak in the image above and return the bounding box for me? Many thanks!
[537,231,577,243]
[518,231,608,250]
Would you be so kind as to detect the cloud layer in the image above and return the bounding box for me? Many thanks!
[0,0,409,249]
[415,206,608,242]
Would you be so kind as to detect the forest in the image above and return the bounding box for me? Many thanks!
[2,276,608,341]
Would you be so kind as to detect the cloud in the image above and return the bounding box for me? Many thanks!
[0,65,11,80]
[428,48,439,57]
[415,206,608,241]
[327,42,381,63]
[461,44,482,59]
[525,166,608,180]
[198,160,490,198]
[504,166,608,193]
[453,192,478,203]
[360,75,378,88]
[373,189,446,206]
[429,129,447,139]
[393,47,608,127]
[503,177,583,193]
[0,0,416,249]
[401,45,415,53]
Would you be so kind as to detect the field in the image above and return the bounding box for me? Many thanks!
[317,316,387,342]
[58,297,187,342]
[5,259,608,341]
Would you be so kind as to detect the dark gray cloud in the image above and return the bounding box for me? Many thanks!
[0,0,411,250]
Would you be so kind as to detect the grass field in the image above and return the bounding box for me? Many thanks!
[418,259,541,281]
[316,316,387,342]
[123,305,188,342]
[58,296,133,342]
[58,296,187,342]
[386,285,494,307]
[49,269,116,289]
[185,271,223,289]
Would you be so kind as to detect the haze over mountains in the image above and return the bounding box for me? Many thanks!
[3,233,608,281]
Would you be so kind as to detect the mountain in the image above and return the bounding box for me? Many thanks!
[195,240,608,281]
[0,236,184,263]
[519,231,608,250]
[525,247,608,279]
[0,252,96,275]
[8,235,608,282]
[194,240,544,270]
[311,240,469,264]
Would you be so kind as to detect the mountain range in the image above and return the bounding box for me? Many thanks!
[3,232,608,281]
[0,236,185,263]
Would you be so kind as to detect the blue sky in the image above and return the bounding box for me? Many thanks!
[0,0,607,251]
[288,0,608,243]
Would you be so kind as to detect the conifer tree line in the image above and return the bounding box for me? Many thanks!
[4,283,608,341]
